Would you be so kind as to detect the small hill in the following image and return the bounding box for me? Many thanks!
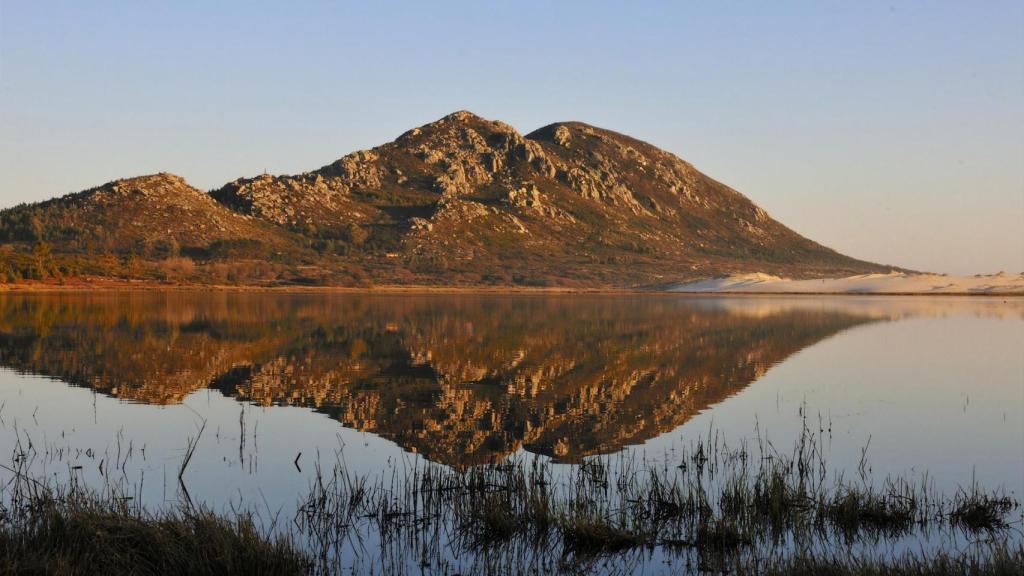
[1,173,294,252]
[0,173,329,284]
[0,112,892,287]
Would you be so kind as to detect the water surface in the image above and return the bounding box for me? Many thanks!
[0,292,1021,571]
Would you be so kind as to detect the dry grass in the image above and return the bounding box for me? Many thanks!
[0,491,310,575]
[2,417,1020,574]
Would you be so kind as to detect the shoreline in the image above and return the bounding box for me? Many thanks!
[1,279,1022,297]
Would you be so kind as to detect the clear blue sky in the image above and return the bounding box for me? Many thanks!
[1,1,1021,274]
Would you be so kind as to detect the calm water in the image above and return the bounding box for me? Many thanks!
[1,292,1021,572]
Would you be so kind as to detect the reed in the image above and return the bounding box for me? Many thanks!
[2,415,1020,575]
[0,482,309,575]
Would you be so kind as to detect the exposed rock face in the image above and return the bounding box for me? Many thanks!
[208,110,886,284]
[213,172,353,229]
[1,111,891,286]
[553,125,572,147]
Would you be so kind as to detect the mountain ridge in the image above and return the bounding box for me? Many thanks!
[0,111,893,287]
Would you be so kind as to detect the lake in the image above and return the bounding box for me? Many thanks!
[1,292,1021,573]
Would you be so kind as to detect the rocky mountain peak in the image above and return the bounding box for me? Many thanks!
[395,110,523,146]
[101,172,198,198]
[442,109,487,123]
[58,172,214,211]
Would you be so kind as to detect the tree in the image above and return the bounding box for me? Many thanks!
[28,214,45,241]
[343,223,369,247]
[31,242,56,278]
[147,237,180,259]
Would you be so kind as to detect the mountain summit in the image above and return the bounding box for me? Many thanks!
[0,111,889,287]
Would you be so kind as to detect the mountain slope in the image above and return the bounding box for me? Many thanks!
[0,173,296,252]
[0,111,892,287]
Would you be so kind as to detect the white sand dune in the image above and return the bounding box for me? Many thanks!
[670,272,1024,295]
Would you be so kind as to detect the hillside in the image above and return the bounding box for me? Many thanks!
[0,111,891,287]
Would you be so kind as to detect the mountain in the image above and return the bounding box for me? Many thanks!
[0,111,891,287]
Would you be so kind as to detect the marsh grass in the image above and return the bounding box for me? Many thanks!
[2,415,1021,574]
[0,486,309,575]
[759,544,1024,576]
[282,417,1020,573]
[950,488,1017,533]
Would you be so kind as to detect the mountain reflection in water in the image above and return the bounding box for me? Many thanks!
[0,293,884,466]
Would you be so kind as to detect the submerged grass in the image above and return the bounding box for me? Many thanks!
[950,488,1017,533]
[2,415,1021,574]
[559,514,646,553]
[283,416,1021,573]
[760,545,1024,576]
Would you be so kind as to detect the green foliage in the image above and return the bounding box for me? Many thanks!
[204,239,267,260]
[0,203,90,245]
[0,243,62,282]
[0,206,45,241]
[144,237,180,259]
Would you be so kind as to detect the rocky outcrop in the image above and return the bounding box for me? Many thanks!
[1,111,891,286]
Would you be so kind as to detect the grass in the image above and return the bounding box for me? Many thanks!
[1,431,310,575]
[820,481,919,536]
[950,488,1017,533]
[284,419,1021,573]
[560,517,645,552]
[0,490,310,575]
[760,545,1024,576]
[2,418,1021,574]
